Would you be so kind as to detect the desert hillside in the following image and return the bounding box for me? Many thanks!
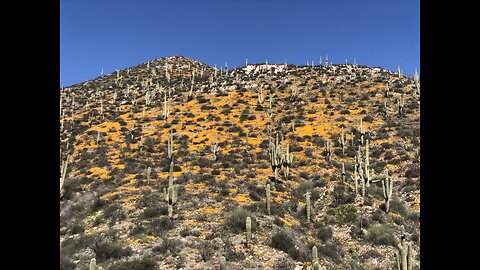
[60,56,420,270]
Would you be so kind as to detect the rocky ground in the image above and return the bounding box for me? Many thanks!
[60,56,420,270]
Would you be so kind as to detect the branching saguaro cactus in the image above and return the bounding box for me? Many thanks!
[211,142,220,161]
[305,191,311,223]
[167,129,174,161]
[258,88,265,105]
[324,141,332,162]
[269,133,283,182]
[89,258,96,270]
[246,217,252,247]
[396,235,414,270]
[283,143,294,180]
[265,183,271,215]
[382,169,393,213]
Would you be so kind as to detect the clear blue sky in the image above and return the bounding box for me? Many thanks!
[60,0,419,87]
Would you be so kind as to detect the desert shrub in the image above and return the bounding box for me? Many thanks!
[331,184,355,207]
[318,242,343,263]
[199,241,215,262]
[317,225,333,241]
[148,217,174,235]
[93,241,133,262]
[141,206,164,219]
[366,225,397,246]
[59,253,75,270]
[271,230,302,260]
[362,115,374,122]
[224,208,256,233]
[107,257,157,270]
[389,197,409,217]
[327,204,357,225]
[273,256,296,270]
[152,238,181,255]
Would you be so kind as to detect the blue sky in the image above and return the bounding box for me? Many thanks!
[60,0,419,87]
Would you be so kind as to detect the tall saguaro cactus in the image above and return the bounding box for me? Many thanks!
[283,143,294,180]
[246,217,252,247]
[339,128,346,155]
[60,155,69,193]
[324,141,332,162]
[305,191,311,223]
[269,133,283,182]
[382,169,393,213]
[167,129,174,161]
[265,184,271,215]
[341,162,346,183]
[396,235,413,270]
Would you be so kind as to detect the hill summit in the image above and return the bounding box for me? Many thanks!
[60,56,420,270]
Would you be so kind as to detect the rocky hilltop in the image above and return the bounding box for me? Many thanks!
[60,56,420,270]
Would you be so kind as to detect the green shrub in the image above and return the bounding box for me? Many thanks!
[107,257,157,270]
[271,230,304,260]
[93,241,133,262]
[224,208,256,233]
[327,204,357,225]
[366,225,397,246]
[389,197,409,217]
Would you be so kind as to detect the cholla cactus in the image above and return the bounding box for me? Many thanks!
[246,217,252,247]
[382,169,393,213]
[396,235,414,270]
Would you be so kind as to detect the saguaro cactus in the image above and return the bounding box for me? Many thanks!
[211,142,220,161]
[265,183,271,215]
[283,143,294,180]
[246,217,252,247]
[324,141,332,162]
[341,162,346,183]
[89,258,96,270]
[167,129,174,161]
[269,133,283,181]
[312,245,318,265]
[339,128,346,155]
[60,155,69,193]
[163,92,170,122]
[382,169,393,213]
[305,191,311,223]
[351,163,359,194]
[364,139,371,187]
[220,256,227,270]
[396,235,413,270]
[146,167,152,181]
